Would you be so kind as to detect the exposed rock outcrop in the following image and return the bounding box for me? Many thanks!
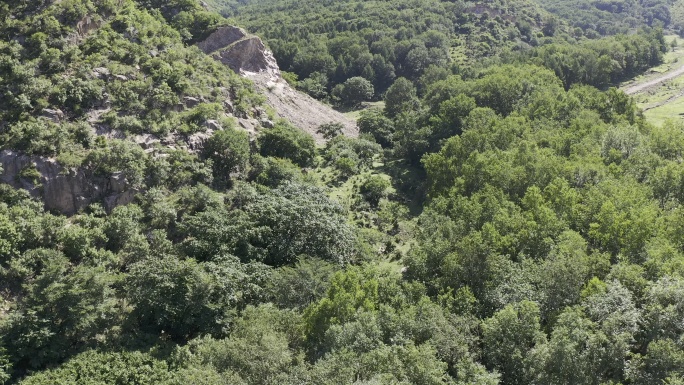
[198,26,248,56]
[0,150,135,215]
[217,37,279,75]
[41,108,64,123]
[198,26,358,143]
[0,24,359,216]
[199,26,280,77]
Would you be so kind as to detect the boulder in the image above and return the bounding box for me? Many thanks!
[183,96,201,108]
[204,119,222,130]
[133,134,160,150]
[41,108,64,123]
[109,171,127,193]
[223,98,234,113]
[104,190,136,212]
[187,131,213,152]
[92,67,110,79]
[260,119,275,128]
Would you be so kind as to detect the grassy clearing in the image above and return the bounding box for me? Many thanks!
[343,101,385,120]
[644,96,684,125]
[310,155,418,264]
[632,74,684,107]
[622,35,684,126]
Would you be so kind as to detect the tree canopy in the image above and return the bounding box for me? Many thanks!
[1,0,684,384]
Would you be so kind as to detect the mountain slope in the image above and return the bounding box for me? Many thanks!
[530,0,672,35]
[0,0,353,213]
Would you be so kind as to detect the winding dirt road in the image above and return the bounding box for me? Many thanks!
[623,64,684,95]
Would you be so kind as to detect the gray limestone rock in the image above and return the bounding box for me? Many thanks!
[197,25,358,143]
[92,67,110,79]
[41,108,64,123]
[205,119,222,131]
[197,26,248,55]
[183,96,201,108]
[198,26,280,76]
[0,150,133,215]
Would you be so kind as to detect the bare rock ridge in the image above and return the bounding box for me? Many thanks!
[198,26,358,143]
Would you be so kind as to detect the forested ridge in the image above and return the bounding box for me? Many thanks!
[1,0,684,384]
[213,0,669,104]
[529,0,673,35]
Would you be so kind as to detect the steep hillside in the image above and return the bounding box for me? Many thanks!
[0,0,357,212]
[671,0,684,33]
[0,0,268,213]
[197,25,358,142]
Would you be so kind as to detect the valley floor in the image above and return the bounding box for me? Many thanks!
[621,35,684,125]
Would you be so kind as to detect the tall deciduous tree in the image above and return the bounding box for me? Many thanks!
[333,77,374,107]
[384,77,419,118]
[203,127,251,187]
[482,301,545,385]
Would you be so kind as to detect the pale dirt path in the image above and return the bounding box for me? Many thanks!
[623,64,684,95]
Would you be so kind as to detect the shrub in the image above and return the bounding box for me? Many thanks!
[258,122,316,167]
[360,175,390,206]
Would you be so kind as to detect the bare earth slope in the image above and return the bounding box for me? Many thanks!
[246,72,358,144]
[199,26,357,143]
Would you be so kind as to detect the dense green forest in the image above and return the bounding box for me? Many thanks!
[211,0,667,103]
[2,0,684,384]
[529,0,672,35]
[223,0,557,99]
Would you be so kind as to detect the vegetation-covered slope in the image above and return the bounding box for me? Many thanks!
[211,0,667,106]
[2,0,684,385]
[0,0,264,212]
[529,0,672,35]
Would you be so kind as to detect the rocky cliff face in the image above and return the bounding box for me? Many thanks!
[198,26,280,76]
[0,150,135,215]
[198,26,358,143]
[197,26,248,55]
